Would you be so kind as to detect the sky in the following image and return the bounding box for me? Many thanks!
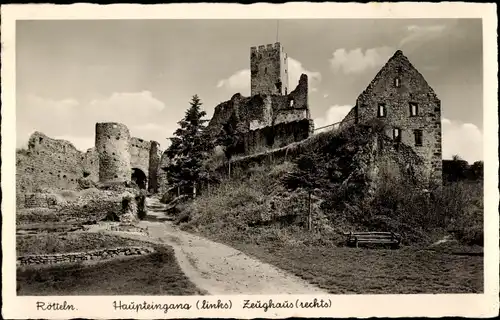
[16,18,483,163]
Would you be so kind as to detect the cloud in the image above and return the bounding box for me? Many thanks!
[313,105,353,133]
[329,47,394,74]
[399,24,447,48]
[130,123,172,149]
[323,94,329,98]
[88,91,165,123]
[216,57,321,95]
[442,118,483,163]
[287,57,322,90]
[216,69,250,94]
[16,91,169,151]
[53,135,95,151]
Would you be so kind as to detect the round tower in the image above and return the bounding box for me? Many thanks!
[95,122,131,185]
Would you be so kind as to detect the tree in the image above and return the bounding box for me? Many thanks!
[165,95,213,197]
[470,161,484,181]
[215,116,242,177]
[447,154,469,182]
[284,153,329,231]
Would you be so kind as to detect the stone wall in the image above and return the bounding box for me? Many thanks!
[16,132,97,193]
[148,141,161,193]
[130,137,150,179]
[157,152,170,194]
[17,193,61,209]
[17,126,163,195]
[208,74,312,156]
[17,246,155,266]
[96,122,132,184]
[250,42,289,96]
[346,50,442,186]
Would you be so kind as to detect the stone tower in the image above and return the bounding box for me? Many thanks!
[250,42,289,96]
[95,122,132,185]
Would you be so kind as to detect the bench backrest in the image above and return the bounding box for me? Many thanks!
[345,231,401,239]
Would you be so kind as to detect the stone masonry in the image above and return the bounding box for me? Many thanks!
[16,124,162,194]
[341,50,442,186]
[208,42,313,156]
[251,42,289,96]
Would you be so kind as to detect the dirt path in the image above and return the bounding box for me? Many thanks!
[108,197,328,295]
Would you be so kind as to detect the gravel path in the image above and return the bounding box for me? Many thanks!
[108,197,327,295]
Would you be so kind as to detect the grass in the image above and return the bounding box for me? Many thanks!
[17,232,150,256]
[179,141,484,293]
[17,246,203,295]
[223,240,483,294]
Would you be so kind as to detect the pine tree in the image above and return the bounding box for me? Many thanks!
[165,95,213,197]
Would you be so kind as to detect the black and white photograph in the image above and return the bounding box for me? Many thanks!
[1,3,498,319]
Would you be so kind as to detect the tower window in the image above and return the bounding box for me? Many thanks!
[414,129,423,146]
[290,100,294,107]
[395,77,401,88]
[264,67,267,74]
[393,128,401,142]
[377,103,386,117]
[409,102,419,116]
[285,88,287,95]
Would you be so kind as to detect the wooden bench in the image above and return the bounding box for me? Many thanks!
[344,231,402,249]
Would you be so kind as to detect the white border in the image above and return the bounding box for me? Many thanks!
[1,3,498,319]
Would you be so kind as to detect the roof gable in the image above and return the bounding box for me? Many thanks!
[357,50,439,102]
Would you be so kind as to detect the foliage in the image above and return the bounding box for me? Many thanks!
[164,95,214,195]
[215,113,243,162]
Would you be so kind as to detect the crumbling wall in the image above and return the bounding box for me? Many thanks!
[82,147,99,181]
[129,137,150,185]
[157,151,170,194]
[16,132,90,193]
[148,141,161,193]
[208,74,311,157]
[95,122,132,184]
[348,50,442,186]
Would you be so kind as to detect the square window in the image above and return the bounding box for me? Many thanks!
[410,103,419,116]
[414,130,423,146]
[377,103,386,117]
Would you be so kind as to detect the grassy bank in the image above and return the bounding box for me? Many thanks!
[17,232,149,256]
[176,140,483,293]
[17,246,203,295]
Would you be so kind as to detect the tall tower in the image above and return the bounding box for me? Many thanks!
[250,42,289,96]
[95,122,131,185]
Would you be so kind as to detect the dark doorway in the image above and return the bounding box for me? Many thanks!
[131,168,147,189]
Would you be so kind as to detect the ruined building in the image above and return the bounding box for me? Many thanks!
[16,123,162,196]
[341,50,442,185]
[16,44,443,200]
[207,42,314,155]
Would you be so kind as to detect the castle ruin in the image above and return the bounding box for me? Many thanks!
[207,42,314,155]
[16,43,443,200]
[16,124,162,198]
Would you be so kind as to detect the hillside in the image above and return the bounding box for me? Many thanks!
[179,122,483,247]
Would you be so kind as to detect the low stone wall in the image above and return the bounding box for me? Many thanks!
[17,193,61,209]
[101,223,148,234]
[17,246,155,266]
